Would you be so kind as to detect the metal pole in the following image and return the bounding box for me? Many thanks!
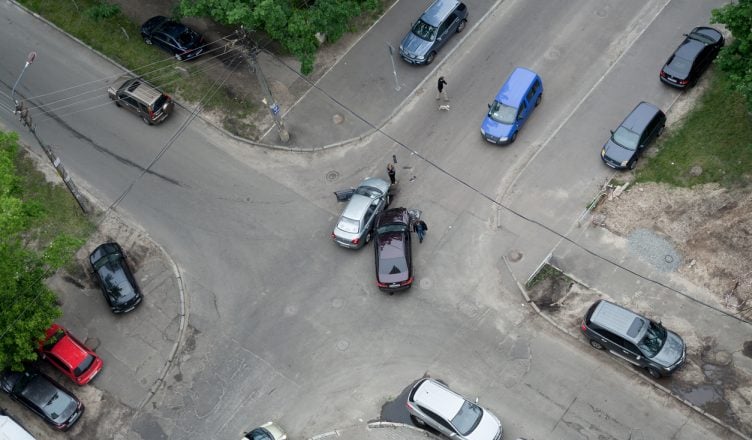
[247,49,290,143]
[387,43,401,91]
[11,52,36,109]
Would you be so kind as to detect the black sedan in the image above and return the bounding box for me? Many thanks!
[0,370,84,431]
[374,208,413,292]
[141,16,205,61]
[89,242,143,313]
[660,27,724,89]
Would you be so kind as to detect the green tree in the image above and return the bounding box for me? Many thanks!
[179,0,378,74]
[712,0,752,110]
[0,131,63,371]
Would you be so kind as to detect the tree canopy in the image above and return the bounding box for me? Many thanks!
[0,130,82,371]
[179,0,379,74]
[713,0,752,110]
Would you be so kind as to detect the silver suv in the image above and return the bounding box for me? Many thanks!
[107,75,174,125]
[406,378,502,440]
[331,178,391,249]
[581,300,686,378]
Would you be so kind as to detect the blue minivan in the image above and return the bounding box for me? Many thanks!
[481,67,543,144]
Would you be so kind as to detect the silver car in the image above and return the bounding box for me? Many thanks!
[332,177,391,249]
[242,421,287,440]
[406,378,502,440]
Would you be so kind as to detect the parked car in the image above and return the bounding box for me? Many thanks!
[107,75,174,125]
[406,378,502,440]
[600,101,665,170]
[38,324,103,386]
[0,370,84,431]
[89,242,143,313]
[140,16,205,61]
[332,178,391,249]
[660,26,724,89]
[481,67,543,145]
[374,208,413,292]
[242,421,287,440]
[399,0,468,65]
[581,300,686,378]
[0,409,36,440]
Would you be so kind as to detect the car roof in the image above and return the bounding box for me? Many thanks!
[495,67,539,107]
[341,195,372,220]
[48,334,88,369]
[590,300,648,344]
[121,78,164,106]
[675,37,704,61]
[357,177,390,193]
[412,379,463,419]
[421,0,460,27]
[621,102,661,132]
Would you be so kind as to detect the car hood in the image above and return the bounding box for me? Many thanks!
[602,138,635,164]
[465,409,502,440]
[400,32,432,57]
[26,376,77,423]
[651,330,685,367]
[481,116,514,139]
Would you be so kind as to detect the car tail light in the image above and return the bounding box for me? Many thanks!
[331,232,336,239]
[406,401,414,410]
[148,109,155,119]
[352,237,360,245]
[580,322,587,331]
[377,281,387,288]
[679,79,689,85]
[404,277,414,286]
[659,70,666,78]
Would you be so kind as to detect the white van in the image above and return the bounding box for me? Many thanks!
[0,410,36,440]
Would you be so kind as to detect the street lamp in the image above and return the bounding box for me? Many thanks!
[11,51,36,110]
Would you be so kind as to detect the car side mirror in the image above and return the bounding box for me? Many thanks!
[639,144,645,149]
[610,129,614,135]
[474,397,479,403]
[488,103,491,109]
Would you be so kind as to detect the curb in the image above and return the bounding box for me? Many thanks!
[502,256,751,440]
[308,421,441,440]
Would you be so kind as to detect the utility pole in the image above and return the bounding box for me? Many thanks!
[238,29,289,143]
[10,53,89,214]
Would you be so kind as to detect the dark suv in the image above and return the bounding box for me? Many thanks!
[601,101,665,170]
[581,300,686,378]
[108,75,174,125]
[399,0,468,65]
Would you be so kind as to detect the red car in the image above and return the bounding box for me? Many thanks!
[39,324,103,386]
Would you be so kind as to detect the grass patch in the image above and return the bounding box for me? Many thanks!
[526,263,566,290]
[18,0,255,132]
[637,72,752,187]
[13,149,95,257]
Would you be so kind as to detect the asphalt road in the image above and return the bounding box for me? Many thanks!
[0,0,738,439]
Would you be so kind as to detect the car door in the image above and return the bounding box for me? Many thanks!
[516,100,529,128]
[434,16,455,50]
[46,353,72,379]
[363,203,379,238]
[618,341,645,367]
[119,94,140,115]
[418,405,457,438]
[153,31,174,54]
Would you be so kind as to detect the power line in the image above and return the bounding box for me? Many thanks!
[263,48,752,326]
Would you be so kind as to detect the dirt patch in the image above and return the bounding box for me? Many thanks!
[594,182,752,319]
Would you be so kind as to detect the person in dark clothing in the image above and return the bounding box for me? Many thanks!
[387,162,396,184]
[436,76,448,101]
[413,219,427,243]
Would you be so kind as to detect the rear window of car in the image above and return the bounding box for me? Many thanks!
[379,257,408,276]
[153,94,168,111]
[73,355,95,376]
[337,217,360,234]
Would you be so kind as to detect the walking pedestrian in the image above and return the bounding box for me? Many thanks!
[387,162,396,185]
[436,76,448,101]
[413,219,428,243]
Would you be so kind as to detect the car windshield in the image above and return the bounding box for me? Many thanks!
[451,400,483,436]
[611,126,640,150]
[667,55,692,76]
[488,101,517,124]
[378,258,408,276]
[637,321,668,357]
[74,355,95,376]
[354,185,383,199]
[337,216,360,234]
[411,19,437,41]
[377,224,407,234]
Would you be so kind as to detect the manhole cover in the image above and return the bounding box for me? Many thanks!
[333,114,344,124]
[326,170,340,182]
[507,250,523,262]
[664,255,674,263]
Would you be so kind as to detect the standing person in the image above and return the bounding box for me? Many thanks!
[436,76,448,101]
[387,162,396,185]
[413,219,428,243]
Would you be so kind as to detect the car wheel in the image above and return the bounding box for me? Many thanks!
[647,367,662,379]
[141,115,152,125]
[365,231,372,244]
[410,415,425,426]
[510,131,517,143]
[658,125,665,137]
[535,93,542,107]
[629,159,637,170]
[457,19,467,33]
[114,100,121,107]
[425,52,436,65]
[589,339,605,350]
[143,37,152,45]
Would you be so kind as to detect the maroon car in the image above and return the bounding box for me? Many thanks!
[374,208,413,292]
